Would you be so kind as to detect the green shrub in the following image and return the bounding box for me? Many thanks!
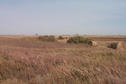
[67,36,91,44]
[38,35,56,42]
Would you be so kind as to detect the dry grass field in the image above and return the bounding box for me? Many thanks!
[0,35,126,84]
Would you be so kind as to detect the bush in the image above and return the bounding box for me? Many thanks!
[58,36,64,40]
[108,42,123,49]
[108,43,117,49]
[38,35,56,42]
[67,36,91,44]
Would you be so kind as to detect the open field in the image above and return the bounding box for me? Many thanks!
[0,35,126,84]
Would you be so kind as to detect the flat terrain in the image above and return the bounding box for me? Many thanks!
[0,35,126,84]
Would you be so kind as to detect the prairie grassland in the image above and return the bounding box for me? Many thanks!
[0,35,126,84]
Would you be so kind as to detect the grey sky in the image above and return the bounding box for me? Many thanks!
[0,0,126,35]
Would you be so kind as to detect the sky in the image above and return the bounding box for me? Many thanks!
[0,0,126,35]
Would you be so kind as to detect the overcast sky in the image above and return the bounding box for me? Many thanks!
[0,0,126,35]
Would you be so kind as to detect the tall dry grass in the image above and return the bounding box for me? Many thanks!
[0,36,126,84]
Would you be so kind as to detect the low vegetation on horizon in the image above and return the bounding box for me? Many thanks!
[0,35,126,84]
[67,36,92,44]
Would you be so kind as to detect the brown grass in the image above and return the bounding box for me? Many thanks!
[0,35,126,84]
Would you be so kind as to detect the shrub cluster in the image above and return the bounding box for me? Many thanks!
[38,35,56,42]
[67,36,91,44]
